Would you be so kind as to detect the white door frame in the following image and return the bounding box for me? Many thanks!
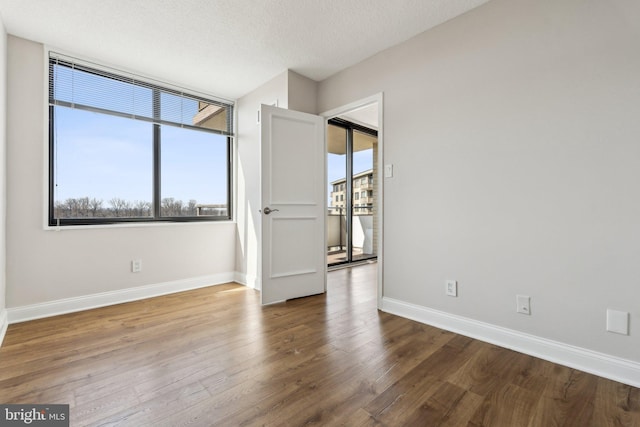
[321,93,384,309]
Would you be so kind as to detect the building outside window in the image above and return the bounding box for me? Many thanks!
[329,169,373,216]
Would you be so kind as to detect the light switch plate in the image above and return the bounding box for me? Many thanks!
[516,295,531,315]
[445,280,457,297]
[384,164,393,178]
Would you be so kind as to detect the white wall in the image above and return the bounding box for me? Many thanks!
[5,36,236,318]
[0,16,7,340]
[287,70,318,115]
[235,71,288,288]
[318,0,640,370]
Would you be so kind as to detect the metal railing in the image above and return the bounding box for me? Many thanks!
[327,206,373,251]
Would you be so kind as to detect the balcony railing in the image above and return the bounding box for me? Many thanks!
[327,206,374,254]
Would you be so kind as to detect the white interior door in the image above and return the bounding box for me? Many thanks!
[260,104,326,304]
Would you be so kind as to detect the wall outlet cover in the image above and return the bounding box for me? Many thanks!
[606,309,629,335]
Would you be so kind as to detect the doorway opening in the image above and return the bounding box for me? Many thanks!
[326,105,379,267]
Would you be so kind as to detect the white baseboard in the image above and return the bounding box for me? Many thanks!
[0,309,8,348]
[381,297,640,388]
[7,272,238,324]
[235,272,259,290]
[234,272,247,286]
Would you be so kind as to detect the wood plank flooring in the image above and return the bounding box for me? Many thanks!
[0,263,638,426]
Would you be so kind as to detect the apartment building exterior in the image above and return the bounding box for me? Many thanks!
[330,169,374,214]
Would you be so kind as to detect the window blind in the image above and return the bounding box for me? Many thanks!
[49,52,234,136]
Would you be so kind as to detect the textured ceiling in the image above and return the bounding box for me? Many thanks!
[0,0,490,99]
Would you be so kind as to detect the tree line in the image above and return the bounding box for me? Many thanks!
[54,197,221,217]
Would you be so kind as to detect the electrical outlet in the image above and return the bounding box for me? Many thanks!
[131,259,142,273]
[516,295,531,315]
[446,280,457,297]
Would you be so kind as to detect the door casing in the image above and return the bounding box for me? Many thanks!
[257,94,384,308]
[321,93,384,308]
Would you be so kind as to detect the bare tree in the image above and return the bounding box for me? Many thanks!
[186,199,198,216]
[133,200,152,217]
[77,197,90,217]
[88,198,104,217]
[64,198,81,217]
[161,197,183,216]
[109,198,130,217]
[54,197,203,219]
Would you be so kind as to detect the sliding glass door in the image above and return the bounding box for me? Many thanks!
[327,119,378,266]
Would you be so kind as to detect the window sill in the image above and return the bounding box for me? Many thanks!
[43,219,235,231]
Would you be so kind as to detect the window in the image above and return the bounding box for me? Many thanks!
[355,193,360,200]
[361,191,367,198]
[49,53,233,225]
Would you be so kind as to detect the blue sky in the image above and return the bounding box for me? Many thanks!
[54,106,228,205]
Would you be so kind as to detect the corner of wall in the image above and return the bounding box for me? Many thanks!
[0,309,7,347]
[234,271,259,289]
[286,70,318,115]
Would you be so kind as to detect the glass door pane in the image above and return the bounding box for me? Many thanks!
[327,120,378,267]
[351,130,377,262]
[327,125,347,265]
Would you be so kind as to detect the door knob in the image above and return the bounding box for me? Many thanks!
[262,207,279,215]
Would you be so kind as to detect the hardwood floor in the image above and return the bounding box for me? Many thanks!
[0,263,638,426]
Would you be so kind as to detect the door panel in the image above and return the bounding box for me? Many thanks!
[261,105,326,305]
[270,116,319,205]
[270,217,318,278]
